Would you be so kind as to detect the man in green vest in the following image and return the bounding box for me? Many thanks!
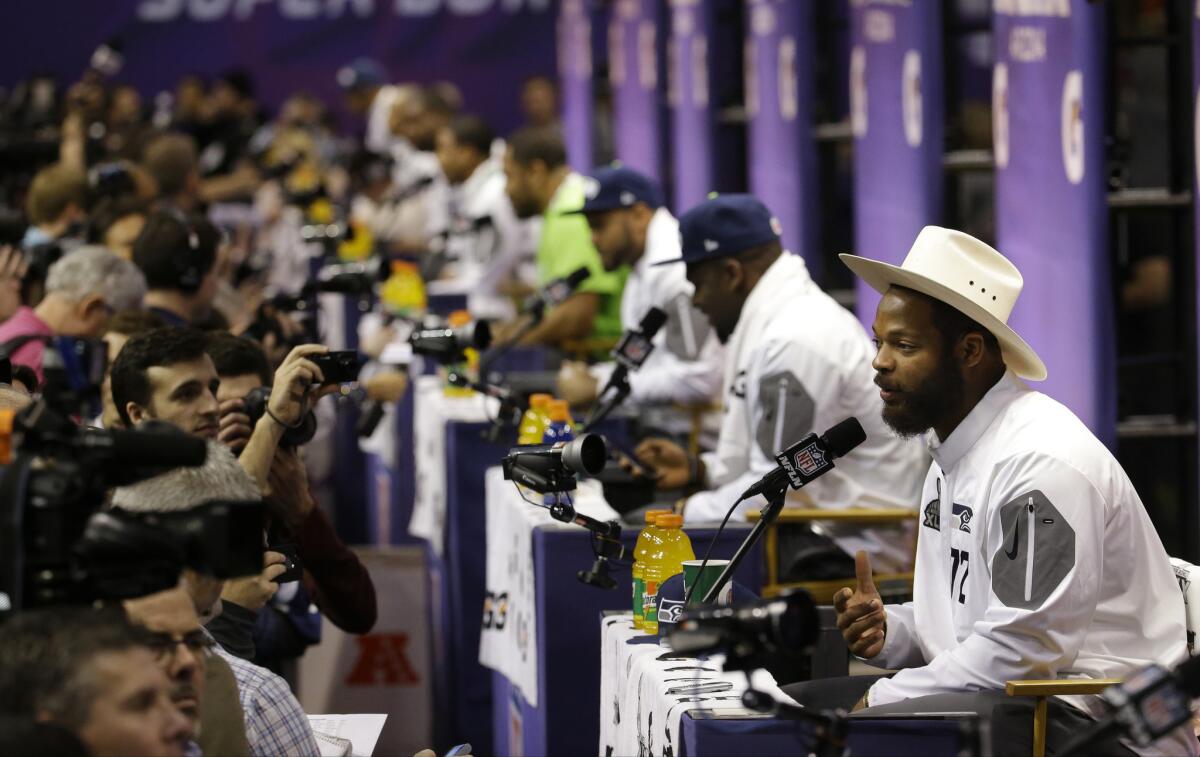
[502,126,626,350]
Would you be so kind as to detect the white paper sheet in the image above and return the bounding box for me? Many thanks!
[307,714,388,757]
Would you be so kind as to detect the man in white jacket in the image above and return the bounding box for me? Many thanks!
[429,115,535,319]
[634,194,926,574]
[784,227,1194,757]
[555,166,723,408]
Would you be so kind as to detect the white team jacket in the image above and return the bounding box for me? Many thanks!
[683,253,927,571]
[588,207,724,404]
[867,372,1195,756]
[427,157,536,319]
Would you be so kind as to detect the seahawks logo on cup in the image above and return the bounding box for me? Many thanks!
[850,45,867,138]
[1061,70,1085,184]
[659,599,685,625]
[993,63,1009,169]
[902,50,922,148]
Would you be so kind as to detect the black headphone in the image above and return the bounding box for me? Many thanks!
[161,207,206,293]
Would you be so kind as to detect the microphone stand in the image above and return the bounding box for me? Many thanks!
[699,478,789,605]
[545,492,627,590]
[445,370,523,443]
[740,684,849,757]
[479,312,541,377]
[581,372,630,433]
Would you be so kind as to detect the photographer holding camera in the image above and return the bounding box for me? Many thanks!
[110,326,339,492]
[206,333,377,658]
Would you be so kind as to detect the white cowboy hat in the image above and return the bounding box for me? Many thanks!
[840,226,1047,381]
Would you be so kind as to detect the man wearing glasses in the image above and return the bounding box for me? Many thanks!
[124,584,250,757]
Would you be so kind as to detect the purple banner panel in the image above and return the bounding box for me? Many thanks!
[851,0,944,324]
[609,0,668,184]
[558,0,596,171]
[3,0,556,136]
[744,0,818,273]
[994,0,1112,438]
[668,0,716,213]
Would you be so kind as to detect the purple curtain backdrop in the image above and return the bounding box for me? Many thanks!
[850,0,944,325]
[2,0,556,136]
[993,0,1112,440]
[558,0,596,172]
[667,0,716,213]
[744,0,818,274]
[609,0,669,186]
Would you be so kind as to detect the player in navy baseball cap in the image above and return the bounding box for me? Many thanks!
[568,166,665,272]
[554,165,724,411]
[631,191,926,582]
[654,193,783,344]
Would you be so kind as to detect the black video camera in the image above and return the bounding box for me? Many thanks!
[409,320,491,364]
[668,590,818,672]
[79,501,265,602]
[501,434,607,494]
[0,408,234,614]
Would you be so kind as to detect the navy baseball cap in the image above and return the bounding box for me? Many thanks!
[655,193,782,266]
[337,58,387,91]
[568,166,663,215]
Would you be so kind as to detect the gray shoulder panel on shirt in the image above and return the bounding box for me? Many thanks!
[755,370,815,458]
[990,490,1076,610]
[663,292,712,361]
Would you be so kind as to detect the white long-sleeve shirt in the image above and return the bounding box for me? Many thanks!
[866,372,1195,756]
[683,253,926,571]
[588,207,724,404]
[425,155,537,319]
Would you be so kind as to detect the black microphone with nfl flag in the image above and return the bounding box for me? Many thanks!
[739,417,867,501]
[526,266,591,321]
[694,418,868,607]
[582,307,668,432]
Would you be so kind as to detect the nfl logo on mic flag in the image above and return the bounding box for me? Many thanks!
[777,439,831,489]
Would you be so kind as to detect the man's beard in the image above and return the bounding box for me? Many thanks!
[511,195,541,219]
[879,354,964,439]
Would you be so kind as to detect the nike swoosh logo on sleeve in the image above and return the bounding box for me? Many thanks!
[1005,519,1021,560]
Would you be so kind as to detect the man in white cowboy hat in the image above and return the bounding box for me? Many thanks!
[782,226,1193,756]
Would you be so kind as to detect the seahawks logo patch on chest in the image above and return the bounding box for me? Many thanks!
[952,503,974,533]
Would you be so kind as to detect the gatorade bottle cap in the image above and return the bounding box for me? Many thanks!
[448,309,471,327]
[529,393,553,409]
[547,399,571,423]
[644,508,670,524]
[656,513,683,528]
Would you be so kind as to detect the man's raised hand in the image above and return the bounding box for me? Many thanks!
[834,550,886,659]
